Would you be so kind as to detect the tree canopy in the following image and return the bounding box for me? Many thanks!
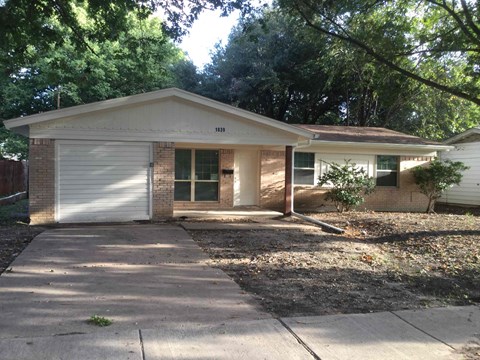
[0,3,189,159]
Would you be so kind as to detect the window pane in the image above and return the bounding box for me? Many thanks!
[294,153,315,168]
[377,155,398,171]
[175,149,191,180]
[195,182,218,201]
[376,171,397,186]
[195,150,219,180]
[174,182,191,201]
[294,169,315,185]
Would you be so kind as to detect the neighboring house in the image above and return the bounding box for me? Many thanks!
[438,126,480,206]
[3,88,451,224]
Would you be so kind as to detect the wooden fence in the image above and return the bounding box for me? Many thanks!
[0,160,27,197]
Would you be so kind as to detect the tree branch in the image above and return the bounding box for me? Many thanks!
[293,1,480,106]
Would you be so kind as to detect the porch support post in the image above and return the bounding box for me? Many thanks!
[284,145,293,215]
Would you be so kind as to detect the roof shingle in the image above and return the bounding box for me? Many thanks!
[294,124,442,146]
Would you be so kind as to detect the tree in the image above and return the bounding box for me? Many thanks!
[0,7,186,159]
[277,0,480,106]
[318,160,375,212]
[412,159,469,213]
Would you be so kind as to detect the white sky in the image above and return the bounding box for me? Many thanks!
[178,9,241,69]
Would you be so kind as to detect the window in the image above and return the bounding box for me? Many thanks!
[294,152,315,185]
[174,149,219,201]
[376,155,398,187]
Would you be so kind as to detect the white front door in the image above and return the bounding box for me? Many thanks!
[234,149,259,206]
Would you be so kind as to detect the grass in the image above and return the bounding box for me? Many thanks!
[88,315,113,327]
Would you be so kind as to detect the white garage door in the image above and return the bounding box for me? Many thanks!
[57,141,151,223]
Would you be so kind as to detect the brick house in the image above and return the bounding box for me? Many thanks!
[4,88,451,224]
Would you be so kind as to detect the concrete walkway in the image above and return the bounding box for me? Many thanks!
[0,225,478,359]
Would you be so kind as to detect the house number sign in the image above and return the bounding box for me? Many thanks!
[215,127,226,133]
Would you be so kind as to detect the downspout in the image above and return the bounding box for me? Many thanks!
[290,139,345,234]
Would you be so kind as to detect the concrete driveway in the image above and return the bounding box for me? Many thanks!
[0,225,269,338]
[0,225,477,359]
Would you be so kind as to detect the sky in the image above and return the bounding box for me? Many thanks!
[178,10,240,69]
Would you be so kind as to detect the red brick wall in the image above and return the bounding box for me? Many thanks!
[152,142,175,218]
[29,139,55,225]
[173,148,234,210]
[294,156,433,212]
[259,150,286,211]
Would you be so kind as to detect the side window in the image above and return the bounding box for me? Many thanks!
[294,152,315,185]
[376,155,398,186]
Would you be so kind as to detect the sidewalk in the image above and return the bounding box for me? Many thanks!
[0,305,478,359]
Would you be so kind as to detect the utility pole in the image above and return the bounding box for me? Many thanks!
[57,85,62,109]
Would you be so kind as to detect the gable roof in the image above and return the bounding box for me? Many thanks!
[294,124,451,150]
[444,126,480,144]
[3,88,313,139]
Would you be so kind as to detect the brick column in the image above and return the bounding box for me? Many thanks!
[152,142,175,219]
[284,146,293,215]
[220,149,234,207]
[29,139,55,225]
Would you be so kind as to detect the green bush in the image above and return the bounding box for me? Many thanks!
[318,160,375,212]
[412,159,469,213]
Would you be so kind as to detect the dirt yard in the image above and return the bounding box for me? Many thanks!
[188,206,480,317]
[0,200,44,273]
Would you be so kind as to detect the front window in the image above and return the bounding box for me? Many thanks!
[294,152,315,185]
[174,149,219,201]
[376,155,398,187]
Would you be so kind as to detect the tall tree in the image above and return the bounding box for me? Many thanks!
[0,7,186,159]
[277,0,480,106]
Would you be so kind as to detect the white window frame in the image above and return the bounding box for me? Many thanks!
[174,149,220,202]
[294,152,316,186]
[375,155,399,187]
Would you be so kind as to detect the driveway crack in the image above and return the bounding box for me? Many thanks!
[277,318,321,360]
[138,329,146,360]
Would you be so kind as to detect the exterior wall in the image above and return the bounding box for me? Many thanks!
[173,148,234,210]
[259,150,286,211]
[152,142,175,218]
[294,156,432,212]
[29,139,55,225]
[439,142,480,206]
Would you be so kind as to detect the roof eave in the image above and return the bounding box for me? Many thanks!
[3,88,314,140]
[444,128,480,144]
[310,140,453,151]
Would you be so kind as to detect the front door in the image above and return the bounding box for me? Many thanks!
[234,149,259,206]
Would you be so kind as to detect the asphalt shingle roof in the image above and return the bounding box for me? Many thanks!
[294,124,442,146]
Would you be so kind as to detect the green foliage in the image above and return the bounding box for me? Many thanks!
[88,314,113,327]
[0,5,187,159]
[412,159,469,213]
[318,160,375,212]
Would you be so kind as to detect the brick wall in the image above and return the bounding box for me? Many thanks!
[152,142,175,218]
[173,148,234,210]
[294,156,433,212]
[29,139,55,225]
[259,150,286,211]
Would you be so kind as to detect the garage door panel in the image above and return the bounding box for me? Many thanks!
[57,142,151,223]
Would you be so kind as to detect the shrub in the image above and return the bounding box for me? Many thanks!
[412,159,469,213]
[318,160,375,212]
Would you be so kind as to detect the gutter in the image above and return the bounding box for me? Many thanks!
[290,140,345,234]
[291,211,345,234]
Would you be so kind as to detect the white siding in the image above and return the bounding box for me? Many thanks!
[56,141,151,222]
[439,142,480,206]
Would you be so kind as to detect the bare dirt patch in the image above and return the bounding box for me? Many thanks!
[189,207,480,318]
[0,200,44,273]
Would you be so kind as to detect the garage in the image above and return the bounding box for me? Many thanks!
[56,141,152,223]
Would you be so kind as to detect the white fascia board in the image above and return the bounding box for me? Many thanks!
[3,88,314,140]
[308,140,454,152]
[444,127,480,144]
[29,130,304,146]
